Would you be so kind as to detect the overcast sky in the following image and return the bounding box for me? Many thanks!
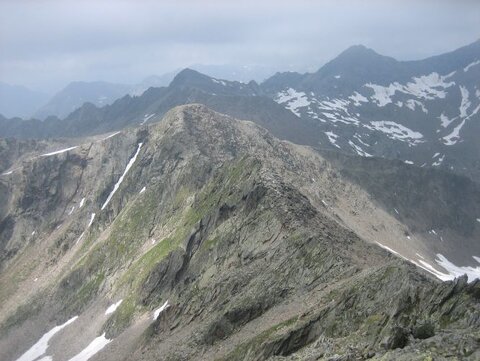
[1,0,479,93]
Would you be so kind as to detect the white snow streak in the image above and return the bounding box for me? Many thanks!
[459,86,471,118]
[139,186,146,194]
[375,242,401,257]
[348,92,368,107]
[443,119,465,145]
[102,131,121,141]
[41,146,78,157]
[101,143,143,210]
[14,316,78,361]
[367,121,423,144]
[79,198,85,208]
[348,140,372,157]
[325,131,341,148]
[375,242,480,282]
[153,300,170,320]
[105,300,123,315]
[464,60,480,72]
[87,213,96,228]
[67,333,111,361]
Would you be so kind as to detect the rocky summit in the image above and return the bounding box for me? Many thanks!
[0,104,479,361]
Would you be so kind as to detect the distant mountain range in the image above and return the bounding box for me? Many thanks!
[1,40,479,182]
[0,65,277,120]
[0,82,49,119]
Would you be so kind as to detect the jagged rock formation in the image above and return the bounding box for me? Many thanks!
[0,105,479,361]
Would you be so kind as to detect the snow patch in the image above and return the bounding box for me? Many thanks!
[367,121,423,145]
[139,186,146,194]
[101,143,143,210]
[105,300,123,315]
[443,119,465,145]
[464,60,480,72]
[67,333,111,361]
[473,256,480,264]
[432,154,445,166]
[415,259,452,281]
[459,86,471,118]
[404,160,414,165]
[364,72,454,107]
[348,140,372,157]
[102,131,121,141]
[348,92,368,106]
[79,198,85,208]
[153,300,170,320]
[211,78,227,86]
[325,131,341,149]
[375,242,401,257]
[435,254,480,282]
[87,213,96,228]
[41,146,78,157]
[438,113,455,128]
[353,134,370,148]
[275,88,311,117]
[405,99,428,113]
[14,316,78,361]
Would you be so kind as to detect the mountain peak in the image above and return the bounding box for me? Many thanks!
[336,44,393,62]
[169,68,212,88]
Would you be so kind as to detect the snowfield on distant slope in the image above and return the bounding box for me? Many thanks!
[275,88,311,117]
[366,121,423,145]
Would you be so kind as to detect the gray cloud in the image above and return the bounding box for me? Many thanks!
[1,0,479,92]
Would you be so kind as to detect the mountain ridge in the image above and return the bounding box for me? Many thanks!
[1,104,479,360]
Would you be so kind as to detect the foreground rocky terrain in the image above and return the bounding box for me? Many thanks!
[0,105,479,360]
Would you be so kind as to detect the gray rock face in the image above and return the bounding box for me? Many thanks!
[0,105,479,361]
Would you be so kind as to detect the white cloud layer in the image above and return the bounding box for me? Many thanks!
[0,0,479,92]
